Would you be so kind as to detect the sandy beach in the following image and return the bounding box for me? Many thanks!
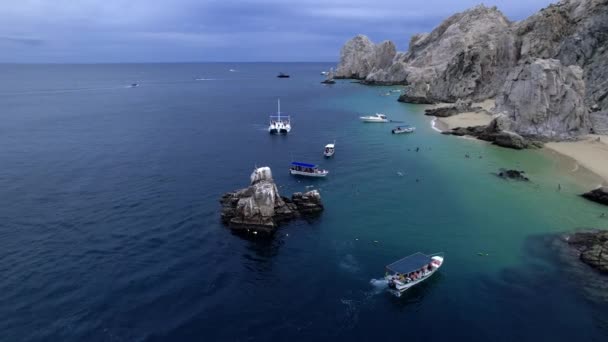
[433,99,495,130]
[545,135,608,185]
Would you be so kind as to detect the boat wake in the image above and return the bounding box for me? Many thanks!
[369,278,388,294]
[195,78,217,81]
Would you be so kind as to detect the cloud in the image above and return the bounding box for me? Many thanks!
[0,36,44,46]
[0,0,558,62]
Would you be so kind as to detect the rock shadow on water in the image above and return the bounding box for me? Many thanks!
[472,233,608,338]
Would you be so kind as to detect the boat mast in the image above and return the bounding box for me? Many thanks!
[277,99,281,121]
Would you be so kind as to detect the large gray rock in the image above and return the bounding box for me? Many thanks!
[566,230,608,274]
[495,58,590,139]
[334,0,608,141]
[220,167,324,235]
[334,35,397,81]
[515,0,608,111]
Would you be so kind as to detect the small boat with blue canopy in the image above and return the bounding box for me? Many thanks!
[289,162,328,177]
[385,252,444,296]
[392,125,416,134]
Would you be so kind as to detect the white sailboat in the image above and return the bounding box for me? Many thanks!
[268,99,291,134]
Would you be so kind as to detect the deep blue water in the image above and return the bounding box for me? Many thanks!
[1,63,607,341]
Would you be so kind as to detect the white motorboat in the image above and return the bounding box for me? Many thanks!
[289,162,328,177]
[360,113,389,123]
[321,71,329,75]
[268,99,291,134]
[385,252,444,297]
[323,142,335,157]
[392,125,416,134]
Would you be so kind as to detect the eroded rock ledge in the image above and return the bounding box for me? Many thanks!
[565,230,608,274]
[220,167,324,235]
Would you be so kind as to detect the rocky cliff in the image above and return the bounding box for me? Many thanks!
[335,0,608,140]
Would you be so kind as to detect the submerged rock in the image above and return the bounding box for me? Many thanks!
[581,187,608,206]
[495,169,530,181]
[220,167,324,235]
[565,230,608,274]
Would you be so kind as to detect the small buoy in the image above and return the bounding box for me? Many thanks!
[355,238,359,241]
[253,231,258,235]
[286,233,289,236]
[373,240,379,244]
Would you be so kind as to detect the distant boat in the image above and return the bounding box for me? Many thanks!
[321,71,329,75]
[277,72,290,78]
[321,67,336,84]
[392,125,416,134]
[229,69,237,72]
[268,99,291,134]
[324,142,335,157]
[385,252,444,297]
[360,113,389,123]
[130,83,139,88]
[289,162,328,177]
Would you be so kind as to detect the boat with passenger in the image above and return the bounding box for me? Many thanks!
[385,252,444,297]
[268,99,291,134]
[323,142,335,157]
[360,113,389,123]
[289,162,329,177]
[392,125,416,134]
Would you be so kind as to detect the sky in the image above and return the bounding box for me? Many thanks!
[0,0,557,63]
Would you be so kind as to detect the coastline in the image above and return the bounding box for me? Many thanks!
[427,101,608,187]
[430,99,495,131]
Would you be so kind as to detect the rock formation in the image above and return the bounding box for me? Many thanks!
[495,169,530,181]
[581,187,608,206]
[495,58,590,139]
[565,230,608,273]
[424,99,482,117]
[335,0,608,140]
[335,35,396,81]
[220,167,324,235]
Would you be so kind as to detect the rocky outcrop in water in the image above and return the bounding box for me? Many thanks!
[565,230,608,273]
[443,114,543,149]
[495,169,530,181]
[335,0,608,140]
[335,35,396,81]
[581,187,608,206]
[220,167,324,235]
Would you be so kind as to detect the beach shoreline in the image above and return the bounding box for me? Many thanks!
[427,101,608,187]
[544,136,608,186]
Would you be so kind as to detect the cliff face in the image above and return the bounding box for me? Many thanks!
[335,0,608,139]
[496,58,590,138]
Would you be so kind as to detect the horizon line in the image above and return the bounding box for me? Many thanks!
[0,61,337,65]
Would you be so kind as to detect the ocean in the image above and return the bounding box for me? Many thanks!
[1,63,607,341]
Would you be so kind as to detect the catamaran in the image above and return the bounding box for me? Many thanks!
[323,142,335,157]
[385,252,444,297]
[268,99,291,134]
[289,162,328,177]
[360,113,389,123]
[392,125,416,134]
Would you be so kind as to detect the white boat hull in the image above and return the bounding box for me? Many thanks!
[386,255,443,297]
[290,169,328,177]
[360,118,389,123]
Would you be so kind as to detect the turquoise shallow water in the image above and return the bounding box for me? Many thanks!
[0,63,607,341]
